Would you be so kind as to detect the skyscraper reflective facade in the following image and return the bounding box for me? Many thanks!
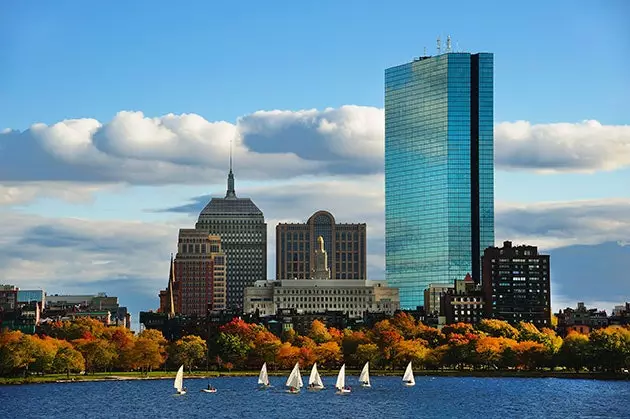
[385,52,494,309]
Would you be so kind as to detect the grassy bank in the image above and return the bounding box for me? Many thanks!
[2,369,628,386]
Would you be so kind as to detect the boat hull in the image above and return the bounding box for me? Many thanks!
[336,389,351,394]
[361,383,371,388]
[403,382,415,387]
[201,389,217,393]
[175,391,186,395]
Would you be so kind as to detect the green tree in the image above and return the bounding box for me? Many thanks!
[73,338,116,374]
[589,327,630,372]
[355,343,381,367]
[52,344,85,378]
[215,332,250,367]
[559,332,590,372]
[393,339,428,368]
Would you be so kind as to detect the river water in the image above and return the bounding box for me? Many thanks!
[1,376,629,418]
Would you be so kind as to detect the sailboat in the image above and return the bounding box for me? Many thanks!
[402,361,415,387]
[359,361,371,387]
[285,362,303,394]
[307,363,324,390]
[174,365,186,395]
[335,364,351,394]
[258,362,270,388]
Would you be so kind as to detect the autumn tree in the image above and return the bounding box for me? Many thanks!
[276,342,301,369]
[170,335,207,373]
[391,312,419,339]
[393,339,428,368]
[476,319,519,339]
[130,329,167,374]
[249,329,281,369]
[314,341,342,368]
[103,326,135,371]
[514,341,547,370]
[309,320,332,344]
[73,338,116,374]
[29,335,59,374]
[52,343,85,378]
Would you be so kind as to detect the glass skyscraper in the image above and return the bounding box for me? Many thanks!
[385,52,494,309]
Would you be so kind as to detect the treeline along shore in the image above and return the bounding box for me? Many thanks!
[1,313,629,385]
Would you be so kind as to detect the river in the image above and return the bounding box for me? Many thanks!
[1,376,629,418]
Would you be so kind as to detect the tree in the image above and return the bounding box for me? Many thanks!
[393,339,428,368]
[0,330,37,376]
[355,343,381,368]
[170,335,207,373]
[514,341,547,370]
[559,332,590,372]
[29,335,58,374]
[341,330,369,367]
[309,320,332,344]
[131,335,166,374]
[476,319,519,339]
[276,343,300,369]
[215,332,250,367]
[589,327,630,372]
[314,341,342,368]
[391,312,419,339]
[52,344,85,378]
[104,326,135,371]
[249,330,281,368]
[73,338,116,374]
[475,336,504,369]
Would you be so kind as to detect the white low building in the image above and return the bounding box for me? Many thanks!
[244,278,399,318]
[243,236,399,318]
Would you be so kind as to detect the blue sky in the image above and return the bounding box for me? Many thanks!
[1,0,629,324]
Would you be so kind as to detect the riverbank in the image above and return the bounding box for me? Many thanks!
[2,369,628,386]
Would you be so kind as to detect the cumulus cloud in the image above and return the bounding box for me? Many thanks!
[3,107,627,187]
[495,120,630,173]
[496,198,630,250]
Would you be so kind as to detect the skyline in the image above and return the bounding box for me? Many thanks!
[1,0,629,324]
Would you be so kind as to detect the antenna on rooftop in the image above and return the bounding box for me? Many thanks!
[446,35,452,52]
[437,36,441,54]
[423,46,427,56]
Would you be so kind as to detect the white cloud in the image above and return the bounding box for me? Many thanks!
[495,120,630,173]
[4,107,627,189]
[496,198,630,250]
[0,182,120,206]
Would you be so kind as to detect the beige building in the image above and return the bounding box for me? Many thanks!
[244,236,399,318]
[424,284,454,316]
[276,210,367,280]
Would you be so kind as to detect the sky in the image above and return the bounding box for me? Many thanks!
[1,0,629,327]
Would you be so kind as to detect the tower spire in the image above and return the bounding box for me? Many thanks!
[168,253,175,318]
[226,138,236,198]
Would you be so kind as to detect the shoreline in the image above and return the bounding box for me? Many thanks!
[2,370,628,386]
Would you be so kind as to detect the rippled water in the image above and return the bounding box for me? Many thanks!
[1,376,629,419]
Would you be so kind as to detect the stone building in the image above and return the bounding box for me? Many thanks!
[244,237,399,318]
[276,210,367,280]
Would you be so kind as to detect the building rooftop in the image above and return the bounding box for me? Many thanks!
[198,197,263,218]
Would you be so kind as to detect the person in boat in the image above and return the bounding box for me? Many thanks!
[290,386,297,392]
[207,384,215,391]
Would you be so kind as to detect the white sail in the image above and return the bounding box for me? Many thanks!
[402,361,415,386]
[335,364,346,390]
[286,363,303,389]
[308,363,324,388]
[359,361,371,386]
[258,362,270,386]
[174,365,184,392]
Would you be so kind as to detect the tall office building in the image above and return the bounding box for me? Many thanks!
[482,241,551,326]
[276,210,367,280]
[195,166,267,309]
[385,49,494,309]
